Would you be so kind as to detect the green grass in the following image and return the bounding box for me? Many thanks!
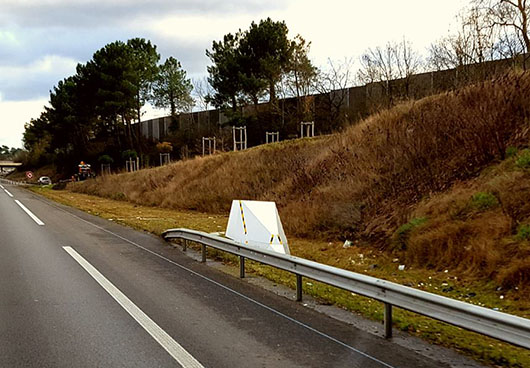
[470,192,499,211]
[515,149,530,168]
[517,224,530,240]
[393,217,427,250]
[505,146,518,158]
[28,186,530,367]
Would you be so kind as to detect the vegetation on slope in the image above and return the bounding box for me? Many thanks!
[70,72,530,294]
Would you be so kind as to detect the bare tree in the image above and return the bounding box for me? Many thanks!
[473,0,529,53]
[192,77,214,112]
[429,9,498,71]
[315,58,355,128]
[395,39,423,96]
[358,39,422,102]
[358,43,397,87]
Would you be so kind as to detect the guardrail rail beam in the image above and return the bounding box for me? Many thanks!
[162,228,530,348]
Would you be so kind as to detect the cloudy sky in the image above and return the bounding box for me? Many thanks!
[0,0,469,148]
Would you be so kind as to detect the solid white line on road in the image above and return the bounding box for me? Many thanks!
[62,246,204,368]
[14,200,45,226]
[0,184,5,189]
[4,188,13,197]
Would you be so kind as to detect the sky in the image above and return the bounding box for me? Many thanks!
[0,0,470,149]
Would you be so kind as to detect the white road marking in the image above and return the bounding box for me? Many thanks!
[0,184,5,189]
[62,246,204,368]
[4,188,13,197]
[14,200,45,226]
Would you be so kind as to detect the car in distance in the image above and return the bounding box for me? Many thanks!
[38,176,52,185]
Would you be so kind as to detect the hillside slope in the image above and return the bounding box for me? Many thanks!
[71,72,530,292]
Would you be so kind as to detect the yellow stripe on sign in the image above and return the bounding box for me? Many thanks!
[278,235,282,245]
[239,200,247,235]
[270,235,274,244]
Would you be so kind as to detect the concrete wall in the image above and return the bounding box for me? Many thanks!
[137,54,530,142]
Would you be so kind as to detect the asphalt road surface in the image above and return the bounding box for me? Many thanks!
[0,182,467,367]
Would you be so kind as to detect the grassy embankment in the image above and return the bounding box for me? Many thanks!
[34,72,530,366]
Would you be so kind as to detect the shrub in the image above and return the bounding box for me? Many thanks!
[517,224,530,240]
[470,192,498,211]
[98,154,114,164]
[393,217,427,250]
[505,146,518,158]
[156,142,173,153]
[515,149,530,168]
[121,150,137,160]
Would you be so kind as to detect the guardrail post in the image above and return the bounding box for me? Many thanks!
[296,274,303,301]
[201,244,206,263]
[182,240,187,252]
[240,256,245,278]
[384,303,393,338]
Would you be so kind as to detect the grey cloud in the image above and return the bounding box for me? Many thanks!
[0,26,130,67]
[0,29,211,101]
[1,0,292,101]
[0,0,288,29]
[1,76,55,101]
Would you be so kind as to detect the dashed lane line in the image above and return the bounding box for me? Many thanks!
[63,246,204,368]
[14,199,45,226]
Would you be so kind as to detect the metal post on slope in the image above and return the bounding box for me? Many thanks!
[300,121,315,138]
[384,303,393,338]
[296,274,303,301]
[240,256,245,278]
[233,126,247,151]
[201,244,207,263]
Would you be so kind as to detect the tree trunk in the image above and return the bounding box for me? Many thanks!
[269,80,276,103]
[520,0,530,53]
[123,115,133,149]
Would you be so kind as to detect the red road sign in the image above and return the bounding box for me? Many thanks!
[26,171,34,179]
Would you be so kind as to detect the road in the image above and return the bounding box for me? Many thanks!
[0,182,469,367]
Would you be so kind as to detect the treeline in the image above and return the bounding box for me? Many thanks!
[0,145,23,161]
[23,39,193,172]
[22,1,530,175]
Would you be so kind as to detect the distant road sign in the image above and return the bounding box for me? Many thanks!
[26,171,34,179]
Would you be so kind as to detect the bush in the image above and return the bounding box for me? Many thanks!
[393,217,427,250]
[52,182,67,190]
[156,142,173,153]
[98,154,114,164]
[470,192,498,211]
[515,149,530,168]
[121,150,137,160]
[517,224,530,240]
[505,146,518,158]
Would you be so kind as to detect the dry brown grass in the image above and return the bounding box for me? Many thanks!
[405,164,530,294]
[70,72,530,291]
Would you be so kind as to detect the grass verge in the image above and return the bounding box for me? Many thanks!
[29,186,530,367]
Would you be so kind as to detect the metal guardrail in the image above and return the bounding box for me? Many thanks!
[162,228,530,349]
[0,178,34,186]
